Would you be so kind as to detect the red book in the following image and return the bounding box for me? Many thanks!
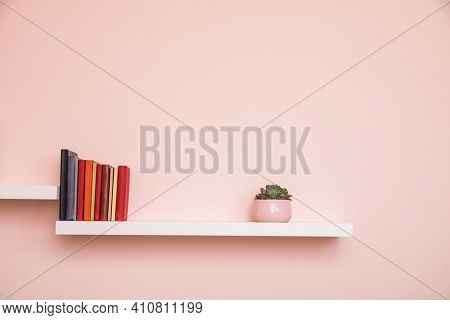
[115,166,130,221]
[76,160,86,221]
[83,160,94,221]
[94,164,103,221]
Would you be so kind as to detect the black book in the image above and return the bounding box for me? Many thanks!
[59,149,78,221]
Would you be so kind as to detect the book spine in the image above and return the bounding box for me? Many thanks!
[111,167,118,221]
[59,149,69,221]
[90,162,97,221]
[94,164,103,221]
[73,159,78,216]
[115,166,130,221]
[83,160,93,221]
[66,154,78,221]
[107,166,114,221]
[100,165,110,221]
[76,160,86,221]
[124,167,130,220]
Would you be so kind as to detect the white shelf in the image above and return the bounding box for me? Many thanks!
[56,221,353,237]
[0,186,59,200]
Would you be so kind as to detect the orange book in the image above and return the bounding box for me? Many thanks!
[83,160,94,221]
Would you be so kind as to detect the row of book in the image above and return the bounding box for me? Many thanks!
[59,149,130,221]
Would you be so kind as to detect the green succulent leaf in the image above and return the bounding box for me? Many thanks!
[255,184,292,201]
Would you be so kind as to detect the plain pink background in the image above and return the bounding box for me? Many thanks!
[1,0,449,299]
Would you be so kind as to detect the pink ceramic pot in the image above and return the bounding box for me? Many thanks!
[252,200,292,222]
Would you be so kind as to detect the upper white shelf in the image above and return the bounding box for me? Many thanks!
[56,221,353,237]
[0,186,59,200]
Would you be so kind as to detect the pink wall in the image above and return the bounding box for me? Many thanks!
[1,0,449,299]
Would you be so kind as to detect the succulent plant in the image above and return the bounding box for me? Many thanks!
[255,185,292,201]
